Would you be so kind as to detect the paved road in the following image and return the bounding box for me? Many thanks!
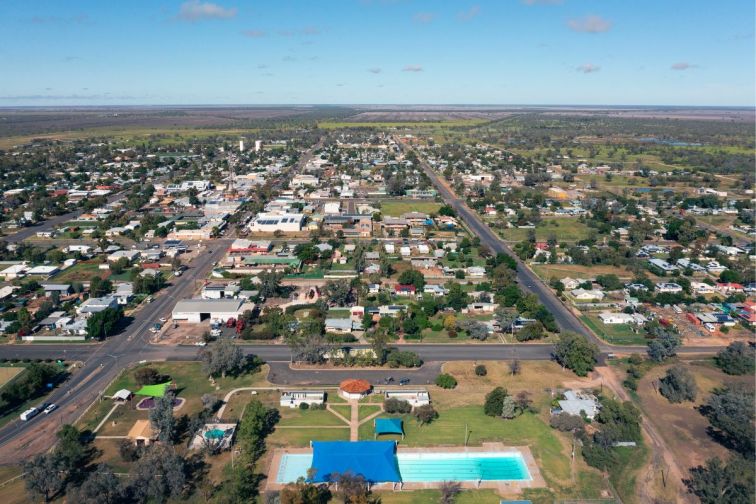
[0,240,230,461]
[2,192,126,244]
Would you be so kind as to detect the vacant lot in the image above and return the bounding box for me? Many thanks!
[0,367,23,389]
[499,217,593,243]
[581,315,648,345]
[635,360,754,470]
[52,261,109,283]
[380,200,441,217]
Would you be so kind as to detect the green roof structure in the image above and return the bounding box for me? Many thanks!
[135,381,172,398]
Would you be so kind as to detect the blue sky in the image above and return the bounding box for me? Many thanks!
[0,0,754,106]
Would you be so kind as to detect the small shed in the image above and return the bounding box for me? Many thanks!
[112,389,133,402]
[127,419,156,446]
[374,418,404,439]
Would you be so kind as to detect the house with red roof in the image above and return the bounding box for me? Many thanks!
[394,284,416,297]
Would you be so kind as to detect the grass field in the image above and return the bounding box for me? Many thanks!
[0,367,23,389]
[581,314,648,345]
[499,217,593,242]
[52,261,109,283]
[380,200,442,217]
[531,263,642,281]
[318,119,488,129]
[0,126,266,150]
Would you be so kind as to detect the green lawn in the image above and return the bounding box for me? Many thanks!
[277,407,348,427]
[581,315,648,345]
[359,406,570,485]
[380,201,442,217]
[358,404,382,422]
[267,426,350,448]
[377,489,506,504]
[499,217,593,242]
[52,261,108,283]
[329,404,352,420]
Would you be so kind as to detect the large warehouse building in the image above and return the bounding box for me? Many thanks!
[171,298,251,323]
[248,212,304,233]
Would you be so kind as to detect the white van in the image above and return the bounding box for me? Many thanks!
[20,407,39,421]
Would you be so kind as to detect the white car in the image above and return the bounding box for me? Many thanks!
[194,341,207,347]
[159,317,167,323]
[43,404,57,414]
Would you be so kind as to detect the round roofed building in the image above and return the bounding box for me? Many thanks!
[339,379,372,400]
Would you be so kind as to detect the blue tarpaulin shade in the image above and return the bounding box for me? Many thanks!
[374,418,404,439]
[309,441,401,483]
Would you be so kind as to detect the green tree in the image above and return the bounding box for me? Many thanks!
[149,392,176,444]
[553,332,599,376]
[683,456,755,504]
[397,269,425,290]
[484,387,508,417]
[199,337,246,378]
[658,365,697,403]
[23,453,65,503]
[714,342,755,375]
[703,385,754,457]
[435,373,457,389]
[646,328,681,362]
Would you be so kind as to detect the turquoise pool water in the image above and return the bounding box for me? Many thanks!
[204,429,226,440]
[277,454,314,483]
[276,452,531,483]
[397,452,530,482]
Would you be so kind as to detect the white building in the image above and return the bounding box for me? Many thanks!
[558,390,600,420]
[598,312,647,325]
[570,288,606,301]
[384,389,430,408]
[655,282,683,294]
[279,391,325,409]
[248,212,304,233]
[171,298,250,323]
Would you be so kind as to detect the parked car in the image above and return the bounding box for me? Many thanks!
[43,403,57,414]
[399,378,410,386]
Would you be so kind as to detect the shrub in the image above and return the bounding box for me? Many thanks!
[549,412,585,433]
[484,387,508,417]
[658,366,697,403]
[714,342,755,375]
[413,404,438,425]
[386,350,423,368]
[384,398,412,414]
[299,402,310,410]
[133,367,164,387]
[474,364,487,376]
[628,353,644,365]
[435,373,457,389]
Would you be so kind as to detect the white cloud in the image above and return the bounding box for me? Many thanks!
[368,67,382,74]
[242,30,265,38]
[671,62,696,71]
[176,1,237,22]
[568,15,612,33]
[413,12,435,24]
[402,64,423,72]
[576,63,601,73]
[458,5,480,21]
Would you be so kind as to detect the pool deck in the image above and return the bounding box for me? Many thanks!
[266,442,546,495]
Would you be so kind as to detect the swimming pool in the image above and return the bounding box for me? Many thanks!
[204,428,226,440]
[276,451,531,483]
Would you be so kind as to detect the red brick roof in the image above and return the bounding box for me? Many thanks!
[339,379,372,394]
